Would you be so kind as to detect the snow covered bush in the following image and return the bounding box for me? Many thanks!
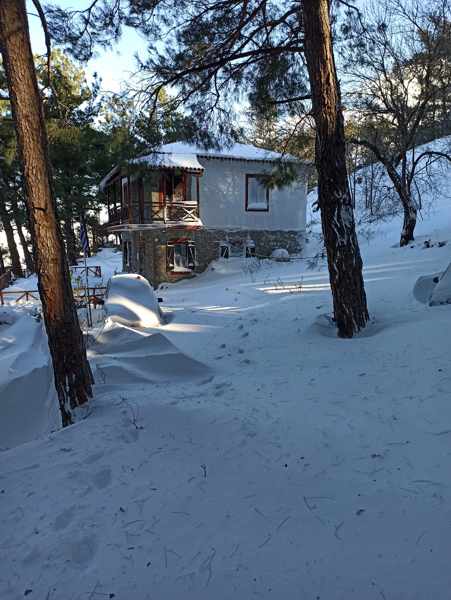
[271,248,290,262]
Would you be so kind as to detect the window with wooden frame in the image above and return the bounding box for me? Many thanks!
[167,239,196,272]
[245,174,270,211]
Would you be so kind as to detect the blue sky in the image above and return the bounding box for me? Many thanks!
[27,0,144,92]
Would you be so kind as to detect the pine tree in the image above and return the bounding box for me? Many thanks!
[302,0,368,335]
[0,0,93,425]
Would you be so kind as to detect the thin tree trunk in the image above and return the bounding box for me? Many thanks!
[0,245,6,274]
[0,0,93,426]
[302,0,369,337]
[15,221,34,273]
[63,217,79,265]
[90,223,100,254]
[400,197,417,247]
[0,201,23,278]
[349,140,419,246]
[10,194,35,272]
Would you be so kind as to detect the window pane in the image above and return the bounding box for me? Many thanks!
[167,241,195,272]
[174,244,187,268]
[247,176,268,210]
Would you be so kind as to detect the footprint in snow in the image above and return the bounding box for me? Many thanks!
[84,451,105,465]
[65,534,98,565]
[54,506,76,531]
[92,467,112,490]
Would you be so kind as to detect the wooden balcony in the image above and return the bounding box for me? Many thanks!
[104,201,200,230]
[107,206,128,225]
[151,200,200,223]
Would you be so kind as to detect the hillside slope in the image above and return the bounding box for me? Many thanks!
[307,135,451,247]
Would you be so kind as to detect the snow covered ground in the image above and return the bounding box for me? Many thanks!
[3,247,123,298]
[1,159,451,598]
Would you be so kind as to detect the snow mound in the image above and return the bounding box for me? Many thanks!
[429,263,451,306]
[89,323,210,385]
[271,248,290,261]
[413,264,451,306]
[413,273,442,304]
[104,273,162,328]
[0,308,59,450]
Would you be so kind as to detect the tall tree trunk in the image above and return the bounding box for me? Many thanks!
[302,0,369,337]
[0,0,93,426]
[63,217,79,265]
[9,194,35,272]
[0,201,23,278]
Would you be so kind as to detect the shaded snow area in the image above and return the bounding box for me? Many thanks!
[0,308,59,450]
[1,153,451,599]
[429,262,451,306]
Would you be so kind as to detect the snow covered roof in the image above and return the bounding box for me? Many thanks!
[99,165,120,191]
[99,141,302,190]
[133,150,204,172]
[157,142,300,163]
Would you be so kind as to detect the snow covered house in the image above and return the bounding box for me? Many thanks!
[100,142,309,286]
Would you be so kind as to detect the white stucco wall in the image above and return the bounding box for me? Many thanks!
[197,157,307,231]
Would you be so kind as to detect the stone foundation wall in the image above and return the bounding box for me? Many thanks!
[122,228,303,288]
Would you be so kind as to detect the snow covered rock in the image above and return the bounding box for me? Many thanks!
[104,273,163,328]
[0,308,59,449]
[271,248,290,262]
[429,262,451,306]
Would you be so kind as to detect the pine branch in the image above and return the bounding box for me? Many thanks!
[30,0,51,85]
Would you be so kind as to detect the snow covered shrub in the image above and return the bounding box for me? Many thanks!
[271,248,290,262]
[241,257,262,280]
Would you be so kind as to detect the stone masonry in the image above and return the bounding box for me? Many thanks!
[122,227,303,288]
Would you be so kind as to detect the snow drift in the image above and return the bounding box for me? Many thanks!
[0,308,59,449]
[429,263,451,305]
[104,273,163,328]
[88,323,210,385]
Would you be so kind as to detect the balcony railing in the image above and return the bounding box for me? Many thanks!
[107,206,128,225]
[152,201,200,223]
[106,201,200,227]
